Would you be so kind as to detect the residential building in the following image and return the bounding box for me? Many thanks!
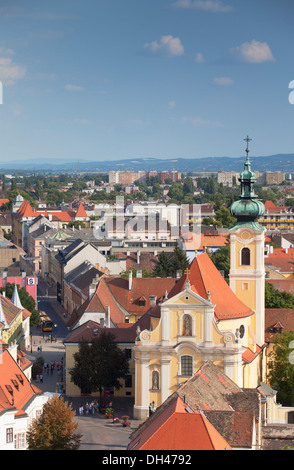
[264,248,294,280]
[54,238,126,304]
[64,320,137,399]
[12,197,89,249]
[258,201,294,230]
[0,290,32,352]
[265,171,286,185]
[0,341,48,450]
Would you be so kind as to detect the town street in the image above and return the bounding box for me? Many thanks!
[29,282,140,450]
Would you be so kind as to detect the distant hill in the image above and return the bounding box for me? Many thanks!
[0,154,293,173]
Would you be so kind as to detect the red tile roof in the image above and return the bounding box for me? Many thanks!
[128,396,232,450]
[75,277,127,326]
[182,230,229,251]
[0,347,43,415]
[16,201,72,222]
[265,308,294,343]
[106,276,176,317]
[264,200,290,213]
[0,198,9,207]
[17,200,34,218]
[168,253,253,320]
[265,248,294,274]
[75,203,88,218]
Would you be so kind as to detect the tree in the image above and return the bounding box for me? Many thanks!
[27,394,82,450]
[170,244,189,276]
[2,283,41,326]
[209,243,230,279]
[214,206,237,228]
[70,332,129,407]
[265,283,294,308]
[153,251,172,277]
[267,331,294,406]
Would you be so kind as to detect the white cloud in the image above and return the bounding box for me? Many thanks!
[0,57,26,85]
[10,102,23,116]
[195,52,204,63]
[65,84,84,92]
[182,116,222,127]
[230,40,275,63]
[168,100,176,109]
[213,76,234,86]
[172,0,233,13]
[0,47,14,56]
[144,35,184,57]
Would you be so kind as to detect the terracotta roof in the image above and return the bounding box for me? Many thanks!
[73,277,127,326]
[125,253,159,273]
[130,362,259,449]
[181,230,229,251]
[264,200,290,213]
[0,347,43,415]
[168,253,253,320]
[0,199,9,207]
[265,308,294,343]
[17,200,34,218]
[265,248,294,274]
[16,200,73,222]
[64,320,137,344]
[128,396,232,450]
[266,279,294,295]
[75,203,88,218]
[105,276,176,316]
[242,345,263,364]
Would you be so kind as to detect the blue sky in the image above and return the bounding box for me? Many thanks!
[0,0,293,163]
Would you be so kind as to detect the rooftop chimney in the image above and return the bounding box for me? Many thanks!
[128,270,133,291]
[105,306,110,328]
[149,295,157,306]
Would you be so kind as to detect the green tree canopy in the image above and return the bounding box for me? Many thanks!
[265,282,294,308]
[1,283,40,326]
[209,243,230,279]
[152,245,189,278]
[70,332,129,406]
[153,251,173,277]
[267,331,294,406]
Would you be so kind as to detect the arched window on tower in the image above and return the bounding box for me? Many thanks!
[241,247,251,266]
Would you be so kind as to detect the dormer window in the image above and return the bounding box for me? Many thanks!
[137,295,146,307]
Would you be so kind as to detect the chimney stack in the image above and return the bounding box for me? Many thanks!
[149,295,157,306]
[105,306,110,328]
[128,270,133,291]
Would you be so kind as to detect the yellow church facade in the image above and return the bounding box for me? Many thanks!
[133,137,267,420]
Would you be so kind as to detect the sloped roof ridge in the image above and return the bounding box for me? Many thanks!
[102,277,130,316]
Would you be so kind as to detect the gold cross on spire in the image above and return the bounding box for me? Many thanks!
[184,268,190,279]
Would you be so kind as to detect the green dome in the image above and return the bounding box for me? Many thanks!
[229,136,265,231]
[230,198,264,220]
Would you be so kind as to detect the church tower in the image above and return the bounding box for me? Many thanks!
[229,136,265,347]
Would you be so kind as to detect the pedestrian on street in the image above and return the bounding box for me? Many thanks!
[40,374,43,383]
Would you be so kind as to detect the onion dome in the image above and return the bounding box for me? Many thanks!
[230,136,265,231]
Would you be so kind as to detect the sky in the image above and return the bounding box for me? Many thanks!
[0,0,293,163]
